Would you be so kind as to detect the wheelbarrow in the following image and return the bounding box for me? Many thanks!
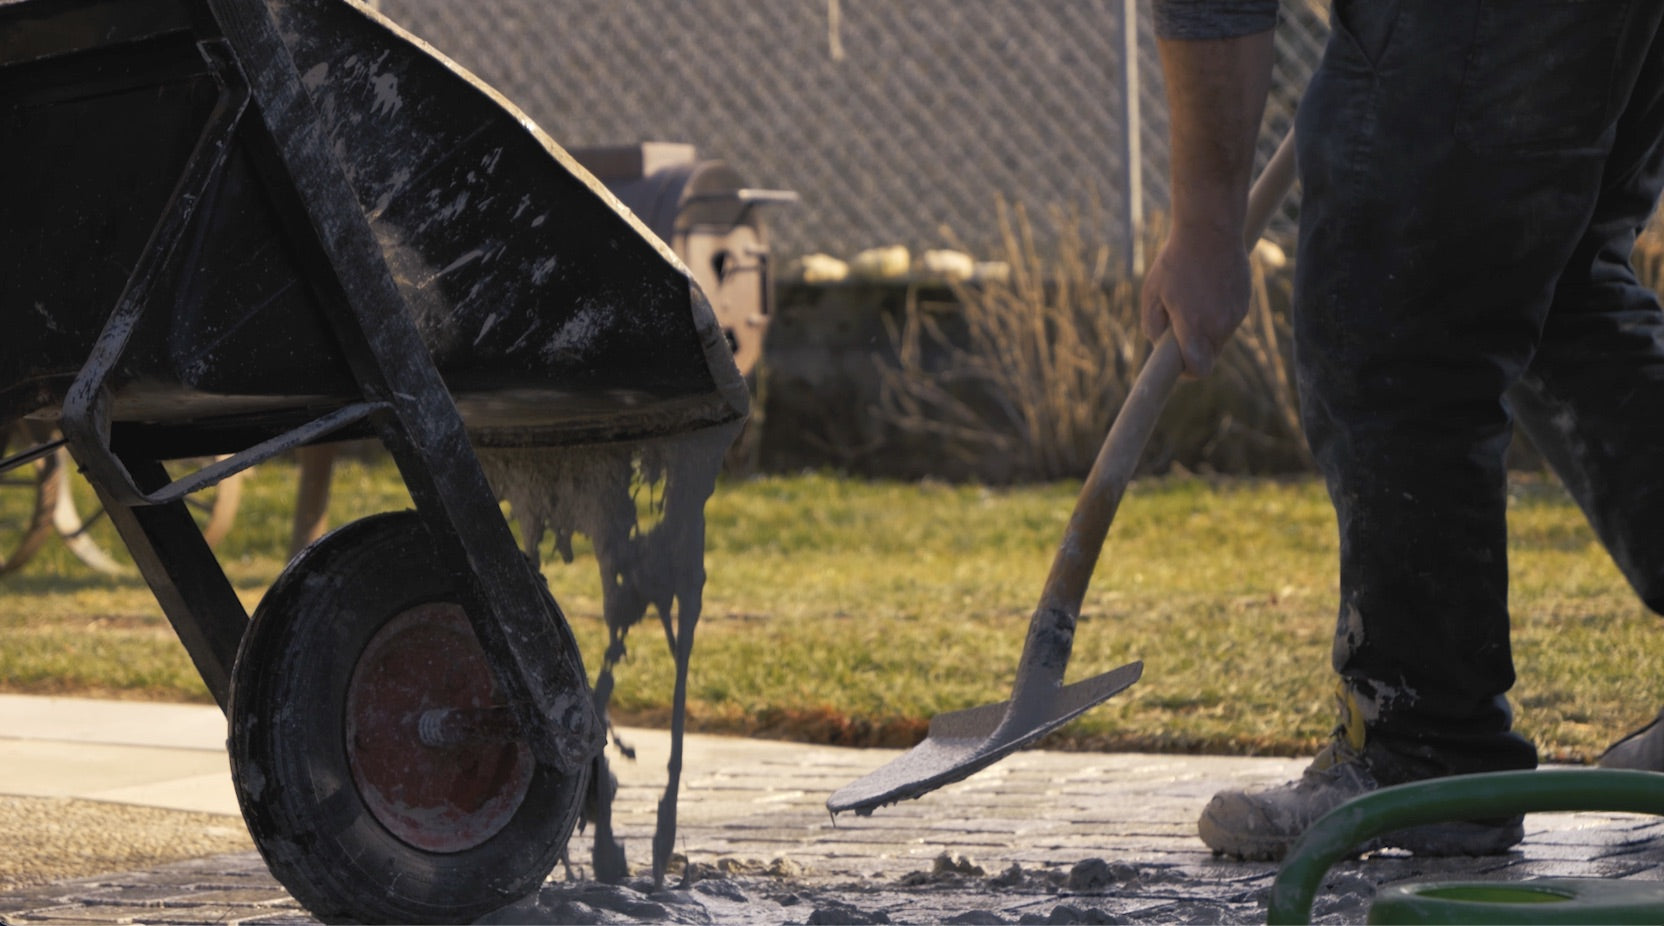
[0,0,747,921]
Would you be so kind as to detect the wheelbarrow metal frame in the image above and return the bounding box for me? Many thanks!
[21,0,601,772]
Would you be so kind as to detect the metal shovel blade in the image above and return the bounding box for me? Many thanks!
[828,660,1142,815]
[824,331,1183,818]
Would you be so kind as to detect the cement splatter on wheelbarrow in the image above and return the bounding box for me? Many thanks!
[483,419,742,887]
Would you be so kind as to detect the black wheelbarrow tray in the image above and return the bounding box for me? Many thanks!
[0,0,748,920]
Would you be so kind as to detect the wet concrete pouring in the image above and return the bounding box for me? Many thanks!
[482,422,740,886]
[5,735,1663,925]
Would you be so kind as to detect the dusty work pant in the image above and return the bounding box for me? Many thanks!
[1294,0,1664,776]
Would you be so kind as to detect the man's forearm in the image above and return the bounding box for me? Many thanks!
[1156,31,1277,249]
[1152,0,1279,42]
[1138,25,1278,377]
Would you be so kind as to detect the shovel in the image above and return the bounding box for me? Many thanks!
[828,129,1299,815]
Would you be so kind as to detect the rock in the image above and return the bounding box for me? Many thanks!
[807,899,891,924]
[944,911,1010,924]
[986,862,1026,889]
[693,878,748,902]
[933,852,986,878]
[1019,904,1128,925]
[715,856,767,876]
[850,245,910,280]
[679,860,722,884]
[569,883,674,921]
[902,852,987,885]
[920,249,976,281]
[768,857,808,879]
[1066,858,1138,891]
[482,893,607,924]
[793,253,850,283]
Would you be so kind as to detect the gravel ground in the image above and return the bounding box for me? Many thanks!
[0,797,253,893]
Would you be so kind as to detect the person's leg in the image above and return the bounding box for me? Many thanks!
[1509,32,1664,619]
[1199,0,1664,859]
[1507,18,1664,770]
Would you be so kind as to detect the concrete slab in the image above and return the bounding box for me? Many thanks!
[0,695,235,816]
[0,695,226,750]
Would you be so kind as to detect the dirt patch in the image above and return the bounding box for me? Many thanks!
[0,796,253,893]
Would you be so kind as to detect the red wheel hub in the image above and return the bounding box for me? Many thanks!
[345,603,535,853]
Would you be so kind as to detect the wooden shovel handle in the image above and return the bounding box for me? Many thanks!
[1036,128,1298,618]
[1036,333,1183,616]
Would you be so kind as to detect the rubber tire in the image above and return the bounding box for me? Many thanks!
[228,510,587,924]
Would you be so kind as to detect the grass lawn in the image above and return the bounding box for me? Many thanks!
[0,455,1657,763]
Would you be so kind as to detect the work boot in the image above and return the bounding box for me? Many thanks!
[1197,735,1525,861]
[1599,710,1664,771]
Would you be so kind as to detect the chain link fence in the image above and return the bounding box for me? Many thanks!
[374,0,1329,266]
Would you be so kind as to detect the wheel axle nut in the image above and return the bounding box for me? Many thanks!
[417,708,456,749]
[416,706,514,749]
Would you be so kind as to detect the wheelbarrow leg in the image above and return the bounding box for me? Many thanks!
[95,453,247,711]
[210,0,599,774]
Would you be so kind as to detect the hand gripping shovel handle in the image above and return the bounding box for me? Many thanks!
[1019,128,1299,692]
[1055,129,1298,605]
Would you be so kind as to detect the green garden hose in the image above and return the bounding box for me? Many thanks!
[1267,769,1664,924]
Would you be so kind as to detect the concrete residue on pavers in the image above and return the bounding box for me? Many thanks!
[6,822,1664,925]
[5,736,1664,924]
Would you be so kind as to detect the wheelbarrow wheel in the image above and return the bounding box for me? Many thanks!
[0,422,62,576]
[228,510,586,924]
